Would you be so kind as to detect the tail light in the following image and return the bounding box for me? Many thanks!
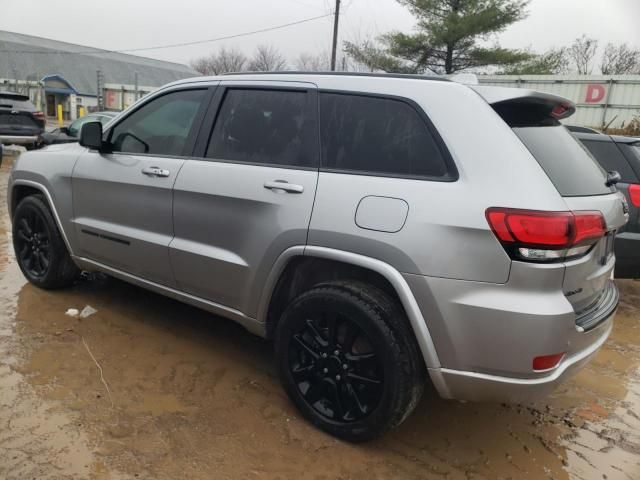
[33,111,45,119]
[629,184,640,207]
[486,208,606,262]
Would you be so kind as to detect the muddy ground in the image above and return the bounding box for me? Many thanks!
[0,155,639,480]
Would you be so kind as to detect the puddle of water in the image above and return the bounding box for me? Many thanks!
[0,164,106,480]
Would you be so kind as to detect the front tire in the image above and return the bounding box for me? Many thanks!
[275,280,425,442]
[12,195,79,289]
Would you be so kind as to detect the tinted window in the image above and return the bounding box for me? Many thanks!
[320,93,450,178]
[207,89,314,168]
[619,143,640,179]
[0,93,35,111]
[513,126,611,196]
[581,140,637,183]
[110,89,206,156]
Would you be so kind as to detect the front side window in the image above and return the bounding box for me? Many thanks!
[319,92,451,179]
[206,88,314,168]
[110,89,206,156]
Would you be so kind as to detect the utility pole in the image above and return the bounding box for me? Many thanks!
[330,0,341,71]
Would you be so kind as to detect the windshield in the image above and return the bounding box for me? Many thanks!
[68,116,97,137]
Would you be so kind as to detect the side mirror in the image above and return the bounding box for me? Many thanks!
[79,121,104,150]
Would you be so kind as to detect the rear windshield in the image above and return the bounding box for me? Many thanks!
[513,126,611,196]
[0,93,35,111]
[0,112,39,127]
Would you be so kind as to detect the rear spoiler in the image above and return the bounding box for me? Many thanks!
[471,85,576,121]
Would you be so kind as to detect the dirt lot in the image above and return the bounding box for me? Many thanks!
[0,155,639,480]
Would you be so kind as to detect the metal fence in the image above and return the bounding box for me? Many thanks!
[478,75,640,130]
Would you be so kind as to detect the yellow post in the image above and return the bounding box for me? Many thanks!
[79,106,86,118]
[57,104,64,127]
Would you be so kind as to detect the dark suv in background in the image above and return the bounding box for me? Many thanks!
[574,132,640,278]
[0,91,45,149]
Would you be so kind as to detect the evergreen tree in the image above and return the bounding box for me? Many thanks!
[345,0,531,74]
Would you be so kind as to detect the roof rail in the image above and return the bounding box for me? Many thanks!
[221,71,451,82]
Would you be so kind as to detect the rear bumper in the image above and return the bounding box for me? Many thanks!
[404,261,617,403]
[0,135,38,145]
[430,315,613,402]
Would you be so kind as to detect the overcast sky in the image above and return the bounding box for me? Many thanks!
[1,0,639,67]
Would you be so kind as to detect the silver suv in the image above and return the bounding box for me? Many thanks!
[6,73,627,441]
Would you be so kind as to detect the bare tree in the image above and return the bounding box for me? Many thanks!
[248,45,288,72]
[295,52,331,71]
[190,56,214,75]
[569,35,598,74]
[190,47,248,75]
[601,43,640,74]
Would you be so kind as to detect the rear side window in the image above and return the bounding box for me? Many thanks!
[581,140,638,183]
[207,89,315,168]
[513,126,611,196]
[319,93,453,179]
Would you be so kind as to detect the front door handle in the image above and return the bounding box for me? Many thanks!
[264,180,304,194]
[142,166,170,178]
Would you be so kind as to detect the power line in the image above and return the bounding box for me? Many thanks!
[0,13,334,56]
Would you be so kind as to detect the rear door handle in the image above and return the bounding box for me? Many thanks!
[263,180,304,194]
[142,166,170,177]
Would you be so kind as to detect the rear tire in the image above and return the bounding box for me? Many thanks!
[275,280,425,442]
[12,194,80,289]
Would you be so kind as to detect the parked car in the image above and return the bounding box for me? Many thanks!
[0,91,45,149]
[573,132,640,278]
[7,73,627,441]
[566,125,602,134]
[39,111,117,146]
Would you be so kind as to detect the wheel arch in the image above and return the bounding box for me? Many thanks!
[10,180,74,255]
[261,246,443,373]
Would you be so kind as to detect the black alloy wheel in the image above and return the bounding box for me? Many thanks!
[275,281,425,442]
[289,312,384,423]
[14,206,51,278]
[12,195,79,289]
